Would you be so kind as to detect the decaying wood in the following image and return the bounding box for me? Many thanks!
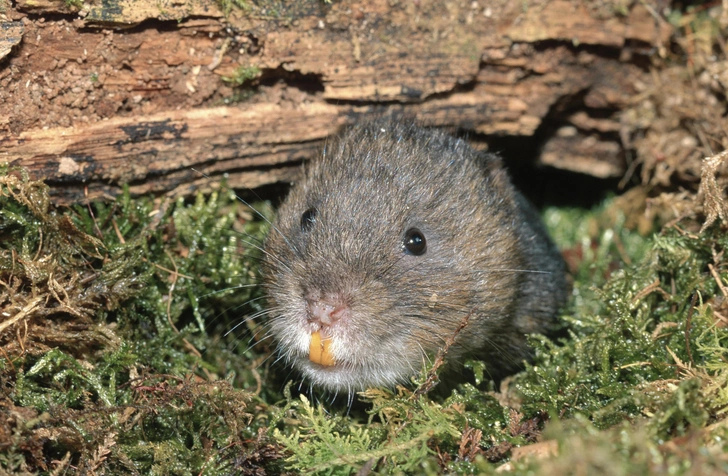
[0,20,23,61]
[0,0,672,204]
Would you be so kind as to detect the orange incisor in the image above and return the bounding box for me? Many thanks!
[309,331,336,366]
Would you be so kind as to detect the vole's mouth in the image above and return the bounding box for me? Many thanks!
[291,335,419,392]
[308,331,336,367]
[282,325,418,391]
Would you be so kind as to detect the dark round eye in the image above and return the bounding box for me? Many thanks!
[300,207,317,232]
[403,228,426,255]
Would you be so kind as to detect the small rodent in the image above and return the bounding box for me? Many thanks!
[262,120,568,393]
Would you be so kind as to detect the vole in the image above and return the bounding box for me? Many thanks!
[261,120,567,393]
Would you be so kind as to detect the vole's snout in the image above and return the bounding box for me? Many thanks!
[305,295,350,328]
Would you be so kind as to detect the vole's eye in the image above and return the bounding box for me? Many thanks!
[403,228,426,255]
[300,207,317,232]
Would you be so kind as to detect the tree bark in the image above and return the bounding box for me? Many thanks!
[0,0,672,204]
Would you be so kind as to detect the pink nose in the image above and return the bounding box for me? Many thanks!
[306,298,349,326]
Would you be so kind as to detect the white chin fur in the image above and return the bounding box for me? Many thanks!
[285,330,417,392]
[295,359,410,392]
[276,319,420,392]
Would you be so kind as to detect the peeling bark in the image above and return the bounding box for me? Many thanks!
[0,0,672,203]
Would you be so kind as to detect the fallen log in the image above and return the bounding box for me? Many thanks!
[0,0,672,203]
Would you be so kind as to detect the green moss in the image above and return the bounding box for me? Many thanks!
[220,65,261,104]
[0,168,281,474]
[516,211,728,429]
[2,164,728,474]
[272,385,463,474]
[64,0,83,10]
[222,65,261,87]
[216,0,251,17]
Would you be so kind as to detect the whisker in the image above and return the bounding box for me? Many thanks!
[192,167,301,258]
[238,238,294,273]
[346,389,355,413]
[223,308,276,337]
[197,283,261,299]
[205,298,270,333]
[273,352,290,367]
[249,345,279,369]
[472,268,553,275]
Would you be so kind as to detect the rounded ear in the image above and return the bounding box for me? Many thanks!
[480,152,519,209]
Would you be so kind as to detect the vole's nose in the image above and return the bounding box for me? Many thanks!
[305,296,350,327]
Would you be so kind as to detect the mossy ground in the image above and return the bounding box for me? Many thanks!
[2,163,728,475]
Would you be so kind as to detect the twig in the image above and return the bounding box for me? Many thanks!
[685,293,697,367]
[111,218,126,244]
[708,263,728,298]
[411,310,473,400]
[145,259,194,280]
[32,227,43,261]
[0,297,43,336]
[0,345,16,372]
[713,309,728,327]
[633,278,671,302]
[84,185,104,240]
[617,361,653,370]
[162,250,206,369]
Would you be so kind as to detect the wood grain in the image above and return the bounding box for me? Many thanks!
[0,0,672,203]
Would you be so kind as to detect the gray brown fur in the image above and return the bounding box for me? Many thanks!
[262,121,568,393]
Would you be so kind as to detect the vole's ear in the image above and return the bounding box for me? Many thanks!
[480,152,517,201]
[475,148,504,174]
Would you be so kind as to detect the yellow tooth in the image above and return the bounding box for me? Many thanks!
[309,331,336,366]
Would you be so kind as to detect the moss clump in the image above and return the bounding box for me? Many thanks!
[0,166,282,474]
[64,0,83,10]
[516,222,728,430]
[216,0,251,17]
[222,65,261,88]
[219,65,261,104]
[3,162,728,474]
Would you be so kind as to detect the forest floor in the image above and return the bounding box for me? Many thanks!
[3,1,728,475]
